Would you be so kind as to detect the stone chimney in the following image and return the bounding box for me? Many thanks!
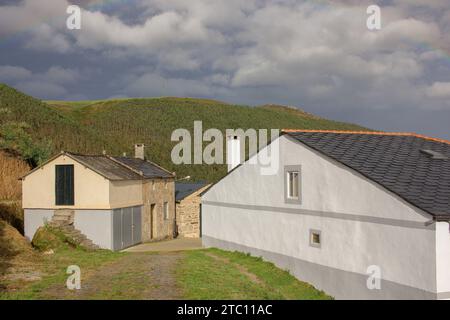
[134,144,145,160]
[226,135,241,172]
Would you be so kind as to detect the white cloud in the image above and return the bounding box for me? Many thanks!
[1,0,450,114]
[426,82,450,98]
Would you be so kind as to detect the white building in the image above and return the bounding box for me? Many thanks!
[201,130,450,300]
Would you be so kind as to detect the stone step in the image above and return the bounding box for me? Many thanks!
[53,213,73,218]
[48,224,99,251]
[52,217,72,221]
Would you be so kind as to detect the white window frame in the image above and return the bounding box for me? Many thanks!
[309,229,321,248]
[287,171,299,199]
[284,165,302,204]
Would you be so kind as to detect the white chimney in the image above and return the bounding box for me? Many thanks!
[135,144,145,160]
[226,135,241,172]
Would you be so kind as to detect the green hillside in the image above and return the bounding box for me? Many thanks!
[0,84,107,156]
[0,84,367,182]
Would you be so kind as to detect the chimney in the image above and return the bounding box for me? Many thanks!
[226,135,241,172]
[134,144,145,160]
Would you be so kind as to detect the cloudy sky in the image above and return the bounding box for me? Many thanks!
[0,0,449,138]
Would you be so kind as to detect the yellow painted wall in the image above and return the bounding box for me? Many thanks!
[109,180,143,209]
[22,154,143,209]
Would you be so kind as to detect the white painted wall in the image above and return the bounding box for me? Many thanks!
[205,135,430,223]
[436,222,450,298]
[24,209,54,241]
[74,210,113,250]
[202,135,438,297]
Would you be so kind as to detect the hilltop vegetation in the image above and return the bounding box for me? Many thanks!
[0,83,367,182]
[0,84,107,164]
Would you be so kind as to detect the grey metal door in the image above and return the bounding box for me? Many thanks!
[112,209,122,251]
[132,206,142,244]
[121,207,133,249]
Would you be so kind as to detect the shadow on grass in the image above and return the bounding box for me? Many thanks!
[0,202,23,234]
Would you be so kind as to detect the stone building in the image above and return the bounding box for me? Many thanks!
[175,182,210,238]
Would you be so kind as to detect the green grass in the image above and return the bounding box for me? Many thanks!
[176,249,332,300]
[2,247,332,300]
[0,247,124,300]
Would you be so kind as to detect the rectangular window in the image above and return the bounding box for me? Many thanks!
[284,165,301,204]
[163,202,169,220]
[55,165,74,205]
[287,171,299,199]
[310,229,321,248]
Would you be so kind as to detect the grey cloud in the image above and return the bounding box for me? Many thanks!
[1,0,449,138]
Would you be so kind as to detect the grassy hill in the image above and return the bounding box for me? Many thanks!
[0,83,367,182]
[0,84,107,155]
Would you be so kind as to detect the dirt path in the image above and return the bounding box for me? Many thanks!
[41,252,185,300]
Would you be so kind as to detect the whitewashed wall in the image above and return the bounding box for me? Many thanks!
[436,222,450,299]
[202,135,440,299]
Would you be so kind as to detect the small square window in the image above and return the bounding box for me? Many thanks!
[310,229,321,248]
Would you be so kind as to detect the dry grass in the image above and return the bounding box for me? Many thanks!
[0,219,42,292]
[0,151,30,201]
[0,201,23,234]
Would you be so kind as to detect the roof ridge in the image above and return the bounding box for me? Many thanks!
[65,151,109,158]
[282,129,450,145]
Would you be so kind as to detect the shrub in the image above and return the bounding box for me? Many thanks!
[31,225,78,252]
[0,121,52,167]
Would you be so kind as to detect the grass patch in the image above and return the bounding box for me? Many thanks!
[0,247,124,300]
[177,249,332,300]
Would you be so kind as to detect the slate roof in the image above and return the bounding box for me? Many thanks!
[176,182,208,202]
[110,156,174,179]
[284,130,450,219]
[21,151,174,181]
[68,153,143,180]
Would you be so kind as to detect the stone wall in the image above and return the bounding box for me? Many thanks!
[142,178,175,242]
[176,185,210,238]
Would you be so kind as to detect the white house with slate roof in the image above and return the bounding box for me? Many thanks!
[22,144,175,250]
[201,130,450,300]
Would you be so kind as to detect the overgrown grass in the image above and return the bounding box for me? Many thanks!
[176,249,332,300]
[0,247,124,300]
[0,151,30,201]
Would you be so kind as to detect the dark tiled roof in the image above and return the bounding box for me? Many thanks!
[284,131,450,218]
[68,153,142,180]
[66,153,173,180]
[111,156,173,179]
[176,182,208,202]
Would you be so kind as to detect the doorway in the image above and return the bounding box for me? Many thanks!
[150,204,156,239]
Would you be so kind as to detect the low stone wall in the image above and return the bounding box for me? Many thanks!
[176,198,201,238]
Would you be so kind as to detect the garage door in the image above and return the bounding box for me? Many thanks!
[112,206,142,251]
